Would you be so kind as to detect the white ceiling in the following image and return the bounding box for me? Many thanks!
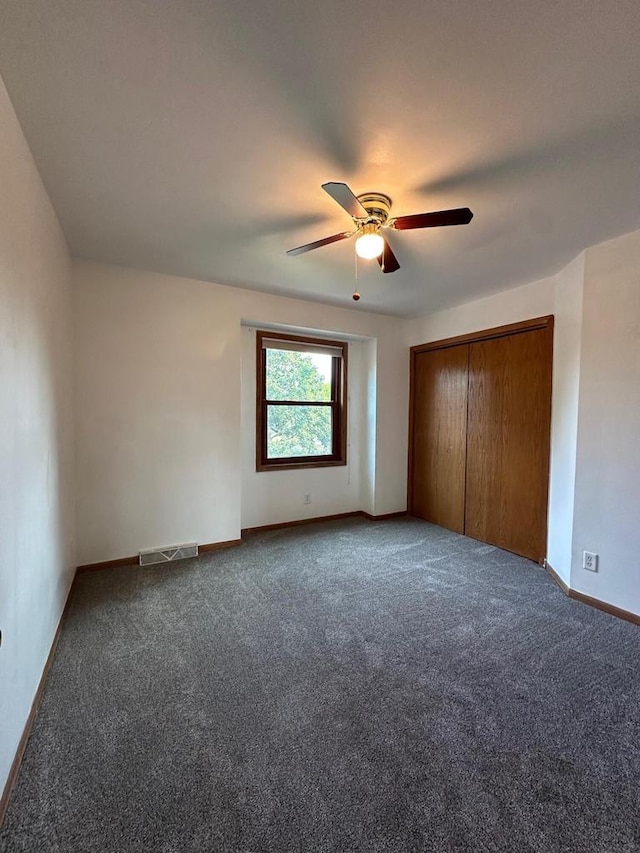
[1,0,640,316]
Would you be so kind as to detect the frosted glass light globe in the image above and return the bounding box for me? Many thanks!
[355,231,384,259]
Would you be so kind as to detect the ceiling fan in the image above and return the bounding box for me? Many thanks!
[286,182,474,274]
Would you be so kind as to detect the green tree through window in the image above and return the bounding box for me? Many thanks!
[266,349,332,458]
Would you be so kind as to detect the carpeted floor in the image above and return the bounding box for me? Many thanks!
[2,517,640,852]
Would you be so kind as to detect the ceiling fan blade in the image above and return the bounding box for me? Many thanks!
[377,237,400,274]
[322,182,369,219]
[286,231,354,256]
[391,207,474,230]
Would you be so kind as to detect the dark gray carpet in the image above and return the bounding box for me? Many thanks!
[2,517,640,852]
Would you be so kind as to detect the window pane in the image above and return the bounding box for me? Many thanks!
[266,348,332,402]
[267,405,332,458]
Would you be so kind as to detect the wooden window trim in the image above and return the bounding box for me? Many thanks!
[256,330,348,472]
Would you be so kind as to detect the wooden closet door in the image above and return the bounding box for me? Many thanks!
[410,345,469,533]
[465,327,553,562]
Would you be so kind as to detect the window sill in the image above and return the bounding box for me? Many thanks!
[256,458,347,472]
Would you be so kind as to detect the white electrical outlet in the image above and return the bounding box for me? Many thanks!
[303,493,311,505]
[583,551,598,572]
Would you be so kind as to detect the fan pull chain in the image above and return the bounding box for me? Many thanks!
[352,251,361,302]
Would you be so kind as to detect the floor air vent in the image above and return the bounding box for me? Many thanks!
[139,543,198,566]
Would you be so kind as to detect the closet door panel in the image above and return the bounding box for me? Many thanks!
[411,345,469,533]
[465,328,553,561]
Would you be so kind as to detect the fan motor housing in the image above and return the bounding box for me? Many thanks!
[356,192,392,226]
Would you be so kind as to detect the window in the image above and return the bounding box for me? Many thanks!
[256,331,347,471]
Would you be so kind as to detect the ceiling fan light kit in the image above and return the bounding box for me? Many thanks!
[355,223,385,259]
[286,181,473,276]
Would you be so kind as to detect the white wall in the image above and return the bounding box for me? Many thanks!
[0,78,75,795]
[405,275,557,346]
[360,338,378,516]
[571,230,640,614]
[546,254,584,585]
[74,261,408,564]
[74,265,243,563]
